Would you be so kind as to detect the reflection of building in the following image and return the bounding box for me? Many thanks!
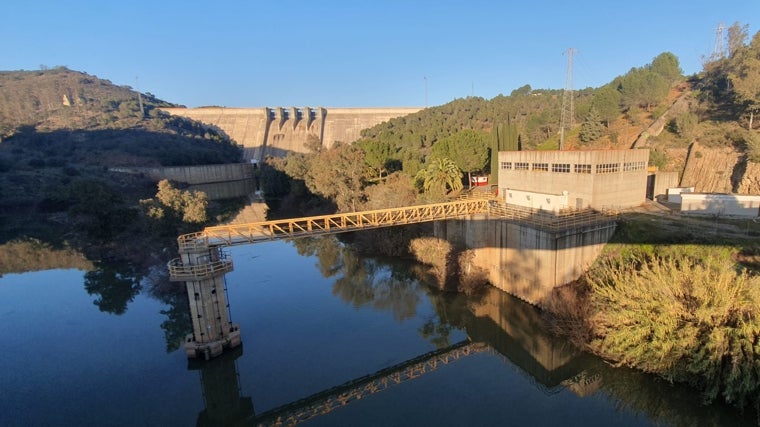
[465,287,601,395]
[497,149,649,211]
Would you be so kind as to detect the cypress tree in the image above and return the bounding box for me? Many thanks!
[490,115,519,185]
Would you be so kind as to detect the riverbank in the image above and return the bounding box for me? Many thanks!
[544,208,760,411]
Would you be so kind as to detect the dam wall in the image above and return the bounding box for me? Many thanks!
[436,212,616,305]
[161,106,422,162]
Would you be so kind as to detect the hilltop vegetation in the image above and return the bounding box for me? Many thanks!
[0,67,243,259]
[264,24,759,219]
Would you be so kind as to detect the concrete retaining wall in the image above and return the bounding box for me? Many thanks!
[111,163,256,200]
[436,213,616,305]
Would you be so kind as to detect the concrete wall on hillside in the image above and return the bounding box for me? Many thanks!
[110,163,256,200]
[162,106,421,162]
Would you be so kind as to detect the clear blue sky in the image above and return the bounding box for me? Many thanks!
[3,1,757,108]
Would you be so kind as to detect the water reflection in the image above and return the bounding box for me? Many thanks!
[424,286,757,427]
[293,236,421,321]
[189,346,254,427]
[192,238,754,427]
[83,261,143,314]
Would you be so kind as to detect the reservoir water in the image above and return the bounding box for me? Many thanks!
[0,238,755,426]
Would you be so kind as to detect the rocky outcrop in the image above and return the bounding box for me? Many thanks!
[680,142,760,195]
[738,161,760,194]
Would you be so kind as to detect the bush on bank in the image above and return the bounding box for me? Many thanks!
[549,245,760,409]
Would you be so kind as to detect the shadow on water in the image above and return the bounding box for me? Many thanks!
[185,238,757,427]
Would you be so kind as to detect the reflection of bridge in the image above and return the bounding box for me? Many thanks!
[194,340,484,426]
[169,196,495,359]
[252,340,485,427]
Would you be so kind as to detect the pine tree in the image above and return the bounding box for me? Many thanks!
[579,107,605,143]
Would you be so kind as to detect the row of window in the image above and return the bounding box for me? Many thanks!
[500,161,646,174]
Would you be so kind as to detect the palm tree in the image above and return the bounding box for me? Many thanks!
[415,157,463,197]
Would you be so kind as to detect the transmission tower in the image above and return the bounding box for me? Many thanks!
[559,48,575,150]
[712,22,726,60]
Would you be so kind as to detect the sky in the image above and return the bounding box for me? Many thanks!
[3,1,758,108]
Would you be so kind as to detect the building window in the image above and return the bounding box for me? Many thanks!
[574,164,591,174]
[515,162,529,171]
[596,163,619,174]
[533,163,548,172]
[500,161,512,170]
[623,161,646,171]
[552,163,570,173]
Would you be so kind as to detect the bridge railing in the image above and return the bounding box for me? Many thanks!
[177,198,494,252]
[167,255,234,282]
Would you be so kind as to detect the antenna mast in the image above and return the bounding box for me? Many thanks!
[559,48,575,150]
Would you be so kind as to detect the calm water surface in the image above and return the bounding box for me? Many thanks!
[0,239,755,426]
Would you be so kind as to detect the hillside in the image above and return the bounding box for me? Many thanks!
[351,32,759,195]
[0,67,244,255]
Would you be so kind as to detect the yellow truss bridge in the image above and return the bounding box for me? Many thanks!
[169,194,495,281]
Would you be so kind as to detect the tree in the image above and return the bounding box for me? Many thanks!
[579,107,605,143]
[670,111,698,139]
[305,142,367,212]
[448,129,489,186]
[490,116,519,185]
[357,139,394,180]
[415,157,463,199]
[592,85,622,127]
[510,84,532,96]
[650,52,682,83]
[142,179,208,225]
[728,32,760,130]
[362,172,417,210]
[619,68,670,112]
[727,22,750,57]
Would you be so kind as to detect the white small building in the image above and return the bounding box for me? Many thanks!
[680,193,760,218]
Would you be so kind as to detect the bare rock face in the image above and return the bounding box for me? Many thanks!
[680,143,743,193]
[738,161,760,194]
[680,142,760,195]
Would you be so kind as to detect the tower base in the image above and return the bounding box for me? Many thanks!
[184,324,242,360]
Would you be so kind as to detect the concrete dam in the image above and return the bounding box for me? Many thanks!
[161,106,422,162]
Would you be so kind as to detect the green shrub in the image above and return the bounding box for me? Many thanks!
[585,249,760,408]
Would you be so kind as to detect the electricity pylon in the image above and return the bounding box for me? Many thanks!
[559,48,575,150]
